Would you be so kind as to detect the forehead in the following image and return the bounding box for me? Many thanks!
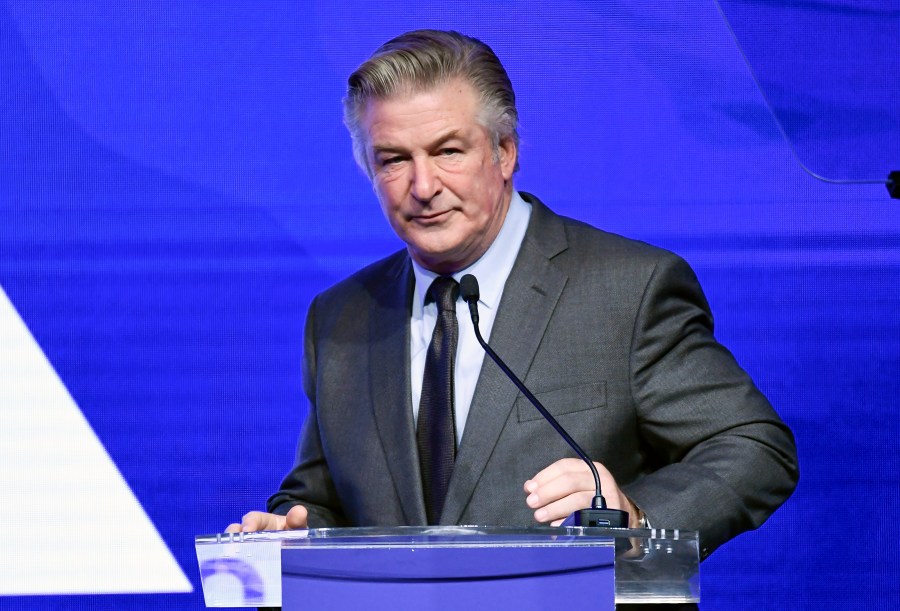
[361,79,483,146]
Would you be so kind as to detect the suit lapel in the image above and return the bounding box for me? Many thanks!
[368,256,428,525]
[441,197,569,524]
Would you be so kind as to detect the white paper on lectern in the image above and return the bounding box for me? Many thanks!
[196,538,282,607]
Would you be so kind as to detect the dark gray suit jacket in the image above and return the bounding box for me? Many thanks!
[269,193,798,558]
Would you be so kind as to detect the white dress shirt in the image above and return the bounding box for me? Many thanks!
[410,191,532,445]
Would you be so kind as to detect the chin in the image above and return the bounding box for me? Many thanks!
[409,239,460,260]
[414,250,464,273]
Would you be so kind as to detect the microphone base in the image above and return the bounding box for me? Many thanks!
[562,508,630,528]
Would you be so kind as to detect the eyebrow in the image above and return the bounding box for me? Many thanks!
[372,129,466,157]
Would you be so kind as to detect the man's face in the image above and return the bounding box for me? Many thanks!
[361,79,517,274]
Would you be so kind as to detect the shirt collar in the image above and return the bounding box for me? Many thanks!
[412,191,532,312]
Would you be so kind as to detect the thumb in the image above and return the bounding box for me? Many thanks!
[285,504,309,530]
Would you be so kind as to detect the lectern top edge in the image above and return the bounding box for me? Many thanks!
[195,524,700,545]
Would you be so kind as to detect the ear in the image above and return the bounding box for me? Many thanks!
[497,136,517,180]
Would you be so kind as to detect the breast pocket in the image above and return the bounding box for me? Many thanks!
[515,381,607,423]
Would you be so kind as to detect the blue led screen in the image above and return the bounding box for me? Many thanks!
[0,1,898,609]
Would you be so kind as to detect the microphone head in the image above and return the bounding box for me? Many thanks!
[459,274,480,304]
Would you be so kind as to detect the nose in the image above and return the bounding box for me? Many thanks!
[410,156,441,203]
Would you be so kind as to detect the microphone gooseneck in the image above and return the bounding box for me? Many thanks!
[459,274,628,528]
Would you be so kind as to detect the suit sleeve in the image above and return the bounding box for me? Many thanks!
[619,253,799,559]
[266,295,348,527]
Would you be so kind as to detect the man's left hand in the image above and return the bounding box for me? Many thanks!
[524,458,639,527]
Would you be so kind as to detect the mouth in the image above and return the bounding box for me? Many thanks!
[411,209,453,224]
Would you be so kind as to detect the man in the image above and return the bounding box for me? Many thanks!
[228,29,798,561]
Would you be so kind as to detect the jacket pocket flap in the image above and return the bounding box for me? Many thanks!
[515,381,607,423]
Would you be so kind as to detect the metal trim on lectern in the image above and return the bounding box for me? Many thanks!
[195,526,700,609]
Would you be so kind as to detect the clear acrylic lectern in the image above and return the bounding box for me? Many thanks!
[196,526,699,609]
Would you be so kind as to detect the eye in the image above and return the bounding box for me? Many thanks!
[379,155,406,167]
[438,148,461,157]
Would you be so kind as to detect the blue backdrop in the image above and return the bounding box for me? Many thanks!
[1,1,898,609]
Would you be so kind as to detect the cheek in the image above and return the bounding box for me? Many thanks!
[467,174,504,215]
[374,178,400,209]
[374,187,410,233]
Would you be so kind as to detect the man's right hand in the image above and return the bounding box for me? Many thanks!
[225,505,309,533]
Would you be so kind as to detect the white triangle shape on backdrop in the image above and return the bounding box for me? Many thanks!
[0,285,192,595]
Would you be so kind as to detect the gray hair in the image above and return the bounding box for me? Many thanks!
[343,29,520,178]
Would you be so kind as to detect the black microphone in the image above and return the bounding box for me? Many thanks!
[459,274,628,528]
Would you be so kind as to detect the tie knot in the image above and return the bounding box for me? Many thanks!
[427,276,459,313]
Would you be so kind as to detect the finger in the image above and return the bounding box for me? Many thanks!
[526,466,596,510]
[526,457,585,489]
[533,490,596,524]
[241,511,283,533]
[239,511,262,533]
[225,523,242,534]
